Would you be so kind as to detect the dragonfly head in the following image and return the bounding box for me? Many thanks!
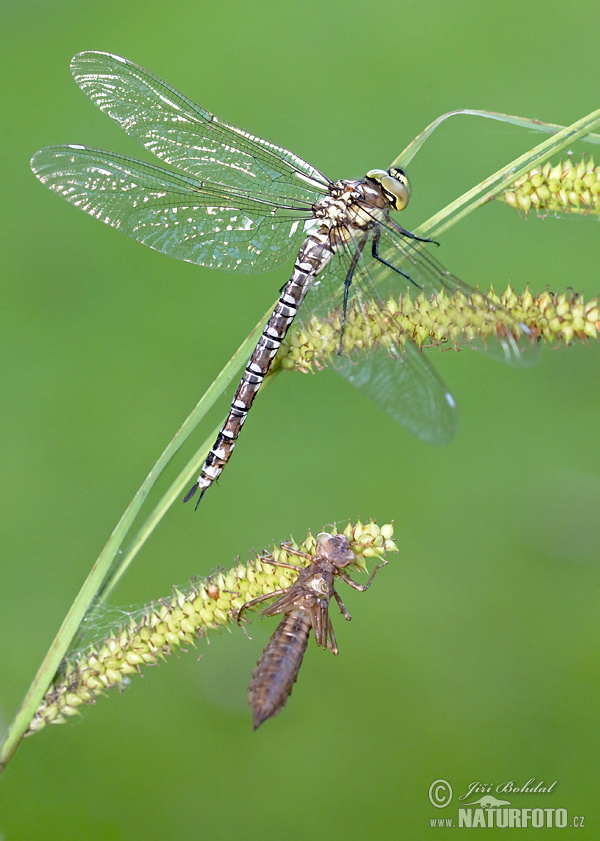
[315,532,356,570]
[366,167,411,212]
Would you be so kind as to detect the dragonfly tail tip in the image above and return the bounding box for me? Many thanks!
[183,481,199,504]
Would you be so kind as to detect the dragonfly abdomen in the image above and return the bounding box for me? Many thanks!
[184,231,333,503]
[249,607,312,730]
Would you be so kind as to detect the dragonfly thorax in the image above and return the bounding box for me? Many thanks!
[305,571,330,599]
[313,178,391,248]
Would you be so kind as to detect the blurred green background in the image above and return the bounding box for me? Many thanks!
[2,0,599,837]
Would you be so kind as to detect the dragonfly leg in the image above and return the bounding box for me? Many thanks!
[340,559,388,592]
[388,216,439,246]
[279,543,314,562]
[342,233,368,318]
[333,589,352,622]
[338,233,368,354]
[259,556,304,572]
[313,606,339,654]
[371,229,422,290]
[236,588,289,623]
[327,615,339,655]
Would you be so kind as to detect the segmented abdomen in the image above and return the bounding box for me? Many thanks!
[249,609,311,730]
[183,229,334,505]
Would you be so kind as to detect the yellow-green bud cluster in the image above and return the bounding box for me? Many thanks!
[277,290,508,372]
[27,520,396,736]
[490,286,599,345]
[502,156,600,216]
[274,285,598,375]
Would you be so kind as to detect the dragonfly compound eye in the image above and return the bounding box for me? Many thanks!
[366,168,411,212]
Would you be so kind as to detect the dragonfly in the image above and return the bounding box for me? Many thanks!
[31,52,534,505]
[236,531,387,729]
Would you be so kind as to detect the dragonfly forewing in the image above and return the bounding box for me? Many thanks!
[30,145,314,272]
[70,51,331,199]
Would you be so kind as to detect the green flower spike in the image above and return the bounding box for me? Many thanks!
[26,520,396,735]
[275,286,598,374]
[502,156,600,216]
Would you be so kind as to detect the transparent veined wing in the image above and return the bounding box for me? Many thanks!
[302,211,538,369]
[334,338,458,445]
[30,145,317,271]
[290,213,536,444]
[369,221,538,367]
[70,51,331,201]
[293,288,460,446]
